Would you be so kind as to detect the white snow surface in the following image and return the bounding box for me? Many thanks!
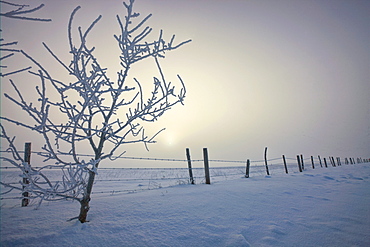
[1,163,370,247]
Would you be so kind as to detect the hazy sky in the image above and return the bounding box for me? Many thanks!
[1,0,369,167]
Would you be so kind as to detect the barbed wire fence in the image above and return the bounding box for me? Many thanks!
[1,147,369,207]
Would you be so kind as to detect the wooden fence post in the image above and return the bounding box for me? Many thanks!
[296,155,303,172]
[311,156,315,169]
[323,158,328,168]
[300,154,304,170]
[203,148,211,184]
[318,155,322,167]
[245,159,250,178]
[329,156,335,167]
[264,147,270,176]
[336,157,341,166]
[22,142,31,207]
[186,148,195,184]
[282,155,288,174]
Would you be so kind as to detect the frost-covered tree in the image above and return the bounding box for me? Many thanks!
[0,0,191,223]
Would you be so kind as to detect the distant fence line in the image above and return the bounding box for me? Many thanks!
[0,149,283,164]
[1,149,360,167]
[0,147,368,172]
[1,145,369,205]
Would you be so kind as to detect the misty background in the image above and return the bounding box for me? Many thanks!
[1,0,369,167]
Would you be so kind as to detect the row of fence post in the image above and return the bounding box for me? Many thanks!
[186,148,211,184]
[16,143,370,206]
[185,147,369,184]
[277,154,362,175]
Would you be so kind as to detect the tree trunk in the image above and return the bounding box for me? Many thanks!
[78,196,90,223]
[78,169,97,223]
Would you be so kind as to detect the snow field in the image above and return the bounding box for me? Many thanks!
[1,163,370,246]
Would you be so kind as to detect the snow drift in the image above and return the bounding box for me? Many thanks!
[1,163,369,246]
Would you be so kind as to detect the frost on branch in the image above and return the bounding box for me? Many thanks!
[0,0,191,222]
[0,125,91,208]
[0,1,51,77]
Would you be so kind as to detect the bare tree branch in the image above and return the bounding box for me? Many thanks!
[0,1,51,77]
[0,1,51,22]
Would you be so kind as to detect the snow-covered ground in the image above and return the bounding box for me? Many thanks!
[1,163,369,246]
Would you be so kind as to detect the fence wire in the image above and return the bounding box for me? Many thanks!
[0,150,278,164]
[1,149,367,206]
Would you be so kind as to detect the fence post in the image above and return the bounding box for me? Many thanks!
[264,147,270,176]
[186,148,194,184]
[296,155,303,172]
[203,148,211,184]
[336,157,341,166]
[311,156,315,169]
[331,157,336,167]
[282,155,288,174]
[245,159,250,178]
[329,157,333,166]
[323,158,328,168]
[318,155,322,167]
[300,154,304,170]
[22,142,31,207]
